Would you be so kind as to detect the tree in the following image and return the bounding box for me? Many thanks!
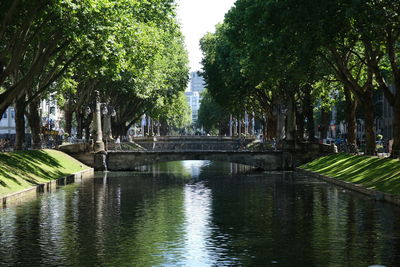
[1,0,187,149]
[197,90,229,135]
[351,0,400,157]
[150,92,191,135]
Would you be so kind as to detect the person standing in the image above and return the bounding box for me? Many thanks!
[152,135,157,150]
[115,136,121,150]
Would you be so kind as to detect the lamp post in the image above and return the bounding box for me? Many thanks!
[93,90,105,152]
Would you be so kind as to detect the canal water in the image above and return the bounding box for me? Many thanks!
[0,161,400,267]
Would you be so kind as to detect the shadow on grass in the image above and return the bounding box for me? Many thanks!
[302,153,400,195]
[0,150,66,188]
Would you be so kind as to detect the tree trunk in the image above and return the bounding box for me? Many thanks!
[262,120,267,143]
[362,91,376,155]
[0,83,27,118]
[266,115,277,140]
[76,112,83,139]
[219,120,229,136]
[112,120,128,139]
[344,89,358,153]
[160,118,168,135]
[64,107,73,136]
[276,110,285,140]
[296,107,305,141]
[14,95,26,150]
[248,114,254,136]
[303,88,315,142]
[391,98,400,158]
[319,108,329,140]
[84,124,91,143]
[285,95,296,142]
[27,99,42,149]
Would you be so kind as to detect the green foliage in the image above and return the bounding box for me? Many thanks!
[200,24,250,115]
[197,89,228,133]
[150,91,191,131]
[0,0,189,139]
[200,0,399,151]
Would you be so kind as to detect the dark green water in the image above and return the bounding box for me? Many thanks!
[0,161,400,267]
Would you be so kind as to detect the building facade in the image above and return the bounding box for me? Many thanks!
[190,72,205,92]
[0,107,17,135]
[0,94,63,138]
[326,85,396,145]
[185,72,205,122]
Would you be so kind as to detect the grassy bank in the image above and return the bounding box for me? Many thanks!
[300,153,400,195]
[0,149,89,196]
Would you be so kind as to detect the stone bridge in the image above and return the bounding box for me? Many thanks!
[59,137,333,171]
[125,136,255,151]
[104,150,292,171]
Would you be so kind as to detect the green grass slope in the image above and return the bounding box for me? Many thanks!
[0,149,90,196]
[300,153,400,195]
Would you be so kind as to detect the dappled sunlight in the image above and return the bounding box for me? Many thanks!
[302,153,400,195]
[0,150,88,195]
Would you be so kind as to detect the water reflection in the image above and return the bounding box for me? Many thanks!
[0,161,400,266]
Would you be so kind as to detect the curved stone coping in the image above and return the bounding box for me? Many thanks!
[0,168,94,209]
[296,168,400,206]
[107,150,280,154]
[132,136,256,141]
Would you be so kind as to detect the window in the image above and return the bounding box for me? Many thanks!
[10,110,15,119]
[2,112,7,119]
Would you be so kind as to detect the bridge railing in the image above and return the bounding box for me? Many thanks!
[106,139,277,152]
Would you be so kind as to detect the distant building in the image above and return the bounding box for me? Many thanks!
[326,85,396,143]
[0,93,62,137]
[185,91,201,122]
[40,94,63,133]
[0,107,17,135]
[378,85,395,140]
[190,72,205,92]
[185,72,205,122]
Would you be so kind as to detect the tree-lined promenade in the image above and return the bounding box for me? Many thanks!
[200,0,400,158]
[1,0,400,160]
[0,0,190,150]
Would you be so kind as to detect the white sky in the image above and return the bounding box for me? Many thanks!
[177,0,236,72]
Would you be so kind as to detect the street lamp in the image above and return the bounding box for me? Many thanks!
[93,90,104,152]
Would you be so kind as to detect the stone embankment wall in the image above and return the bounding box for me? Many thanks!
[297,168,400,206]
[1,168,93,208]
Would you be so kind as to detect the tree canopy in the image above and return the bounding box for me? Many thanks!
[200,0,400,157]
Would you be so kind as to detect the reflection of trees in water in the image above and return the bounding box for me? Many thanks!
[197,161,258,178]
[136,161,192,179]
[137,160,260,180]
[0,173,187,266]
[73,173,187,266]
[2,163,400,266]
[206,172,400,266]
